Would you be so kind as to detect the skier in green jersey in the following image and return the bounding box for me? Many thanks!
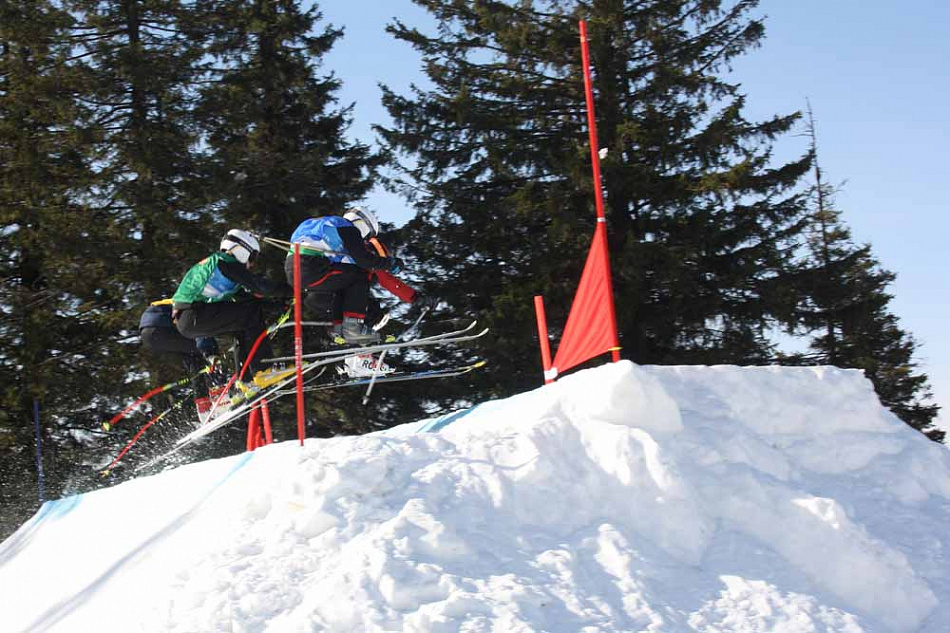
[172,229,290,378]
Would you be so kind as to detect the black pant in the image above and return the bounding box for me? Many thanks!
[141,326,210,391]
[175,302,272,375]
[284,256,372,321]
[142,326,202,358]
[141,325,205,372]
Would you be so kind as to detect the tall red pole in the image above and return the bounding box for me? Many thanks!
[293,244,305,445]
[533,296,555,384]
[261,398,273,445]
[246,407,261,452]
[579,20,621,362]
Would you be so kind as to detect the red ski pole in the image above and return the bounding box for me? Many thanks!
[101,400,185,476]
[102,364,214,431]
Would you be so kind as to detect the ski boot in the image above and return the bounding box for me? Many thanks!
[336,315,381,345]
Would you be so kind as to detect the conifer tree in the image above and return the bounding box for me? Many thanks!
[196,0,381,241]
[786,106,942,441]
[0,1,241,530]
[39,0,239,474]
[65,0,212,299]
[0,0,128,539]
[379,0,811,401]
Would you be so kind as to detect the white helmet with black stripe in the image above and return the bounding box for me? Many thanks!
[343,207,379,239]
[220,229,260,264]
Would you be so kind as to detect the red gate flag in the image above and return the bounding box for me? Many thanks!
[550,222,617,379]
[534,20,621,382]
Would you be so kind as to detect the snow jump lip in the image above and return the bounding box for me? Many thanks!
[3,361,949,633]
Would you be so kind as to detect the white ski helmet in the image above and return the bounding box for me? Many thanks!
[343,206,379,239]
[220,229,260,264]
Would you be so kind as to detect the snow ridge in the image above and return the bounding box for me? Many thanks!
[2,360,949,632]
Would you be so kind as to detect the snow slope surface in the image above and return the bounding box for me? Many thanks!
[2,360,949,632]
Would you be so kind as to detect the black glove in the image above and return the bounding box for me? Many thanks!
[414,292,439,310]
[386,257,404,274]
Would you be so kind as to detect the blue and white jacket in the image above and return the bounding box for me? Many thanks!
[290,216,390,270]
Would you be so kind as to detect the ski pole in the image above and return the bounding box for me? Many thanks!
[101,398,187,476]
[102,363,215,431]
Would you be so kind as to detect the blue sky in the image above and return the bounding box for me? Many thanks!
[316,0,949,431]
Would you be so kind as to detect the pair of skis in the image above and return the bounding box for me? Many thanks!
[127,321,488,473]
[180,320,487,444]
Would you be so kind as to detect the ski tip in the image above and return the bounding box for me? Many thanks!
[472,360,488,368]
[101,422,112,432]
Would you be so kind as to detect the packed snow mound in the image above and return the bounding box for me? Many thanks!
[3,361,950,633]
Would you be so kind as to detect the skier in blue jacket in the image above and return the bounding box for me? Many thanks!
[284,208,403,345]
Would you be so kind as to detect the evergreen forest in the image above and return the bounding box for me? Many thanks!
[0,0,941,541]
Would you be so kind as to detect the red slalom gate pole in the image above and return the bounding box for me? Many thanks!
[533,296,555,384]
[246,406,261,452]
[293,243,305,445]
[579,20,621,362]
[261,398,273,445]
